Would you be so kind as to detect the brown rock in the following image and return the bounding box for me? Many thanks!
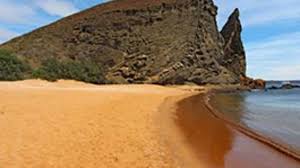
[220,8,246,78]
[240,76,266,89]
[0,0,248,85]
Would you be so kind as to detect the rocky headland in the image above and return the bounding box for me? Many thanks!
[0,0,263,88]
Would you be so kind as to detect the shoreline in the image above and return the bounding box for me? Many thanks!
[0,80,299,167]
[174,93,300,167]
[204,90,300,160]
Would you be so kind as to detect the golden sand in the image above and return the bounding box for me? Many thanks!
[0,80,299,168]
[0,80,194,168]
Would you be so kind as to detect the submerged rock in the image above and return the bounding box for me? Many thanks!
[268,83,300,90]
[281,84,300,89]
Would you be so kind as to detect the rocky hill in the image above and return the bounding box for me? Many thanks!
[0,0,246,85]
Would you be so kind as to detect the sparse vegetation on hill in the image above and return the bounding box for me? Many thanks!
[0,49,106,83]
[0,49,31,81]
[0,0,247,85]
[32,58,106,84]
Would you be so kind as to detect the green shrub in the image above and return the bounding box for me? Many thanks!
[32,58,63,81]
[33,58,106,84]
[0,50,31,81]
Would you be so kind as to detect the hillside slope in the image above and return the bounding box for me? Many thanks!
[0,0,246,85]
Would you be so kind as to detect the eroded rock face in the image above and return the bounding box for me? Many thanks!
[240,76,266,89]
[0,0,246,85]
[220,8,246,78]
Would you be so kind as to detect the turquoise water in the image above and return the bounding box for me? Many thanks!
[211,82,300,155]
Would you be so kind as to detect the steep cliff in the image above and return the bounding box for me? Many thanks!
[220,8,246,78]
[0,0,246,85]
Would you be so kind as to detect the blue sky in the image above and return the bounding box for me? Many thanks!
[0,0,299,80]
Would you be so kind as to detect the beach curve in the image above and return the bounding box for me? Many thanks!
[204,91,300,160]
[172,92,300,168]
[0,80,199,168]
[1,80,299,168]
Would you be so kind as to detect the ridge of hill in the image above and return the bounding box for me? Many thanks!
[0,0,246,85]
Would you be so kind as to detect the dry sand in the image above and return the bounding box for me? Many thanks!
[0,80,299,168]
[0,80,195,168]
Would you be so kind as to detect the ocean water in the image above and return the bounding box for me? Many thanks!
[211,81,300,155]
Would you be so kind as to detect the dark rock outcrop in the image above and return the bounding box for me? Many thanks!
[280,84,300,89]
[268,83,300,90]
[0,0,247,85]
[220,8,246,78]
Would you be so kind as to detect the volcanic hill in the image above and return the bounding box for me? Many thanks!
[0,0,246,85]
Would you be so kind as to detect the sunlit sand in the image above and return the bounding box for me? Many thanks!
[0,80,299,168]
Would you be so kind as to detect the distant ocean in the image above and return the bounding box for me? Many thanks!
[211,81,300,155]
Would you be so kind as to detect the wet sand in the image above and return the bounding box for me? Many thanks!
[175,94,300,168]
[208,91,300,159]
[1,80,299,168]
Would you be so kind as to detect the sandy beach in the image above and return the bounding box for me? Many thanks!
[0,80,299,168]
[0,80,193,168]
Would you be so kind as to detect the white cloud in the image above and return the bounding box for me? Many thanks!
[35,0,79,17]
[215,0,300,27]
[263,66,300,80]
[0,0,84,44]
[0,0,79,24]
[0,28,19,44]
[246,32,300,80]
[0,1,35,24]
